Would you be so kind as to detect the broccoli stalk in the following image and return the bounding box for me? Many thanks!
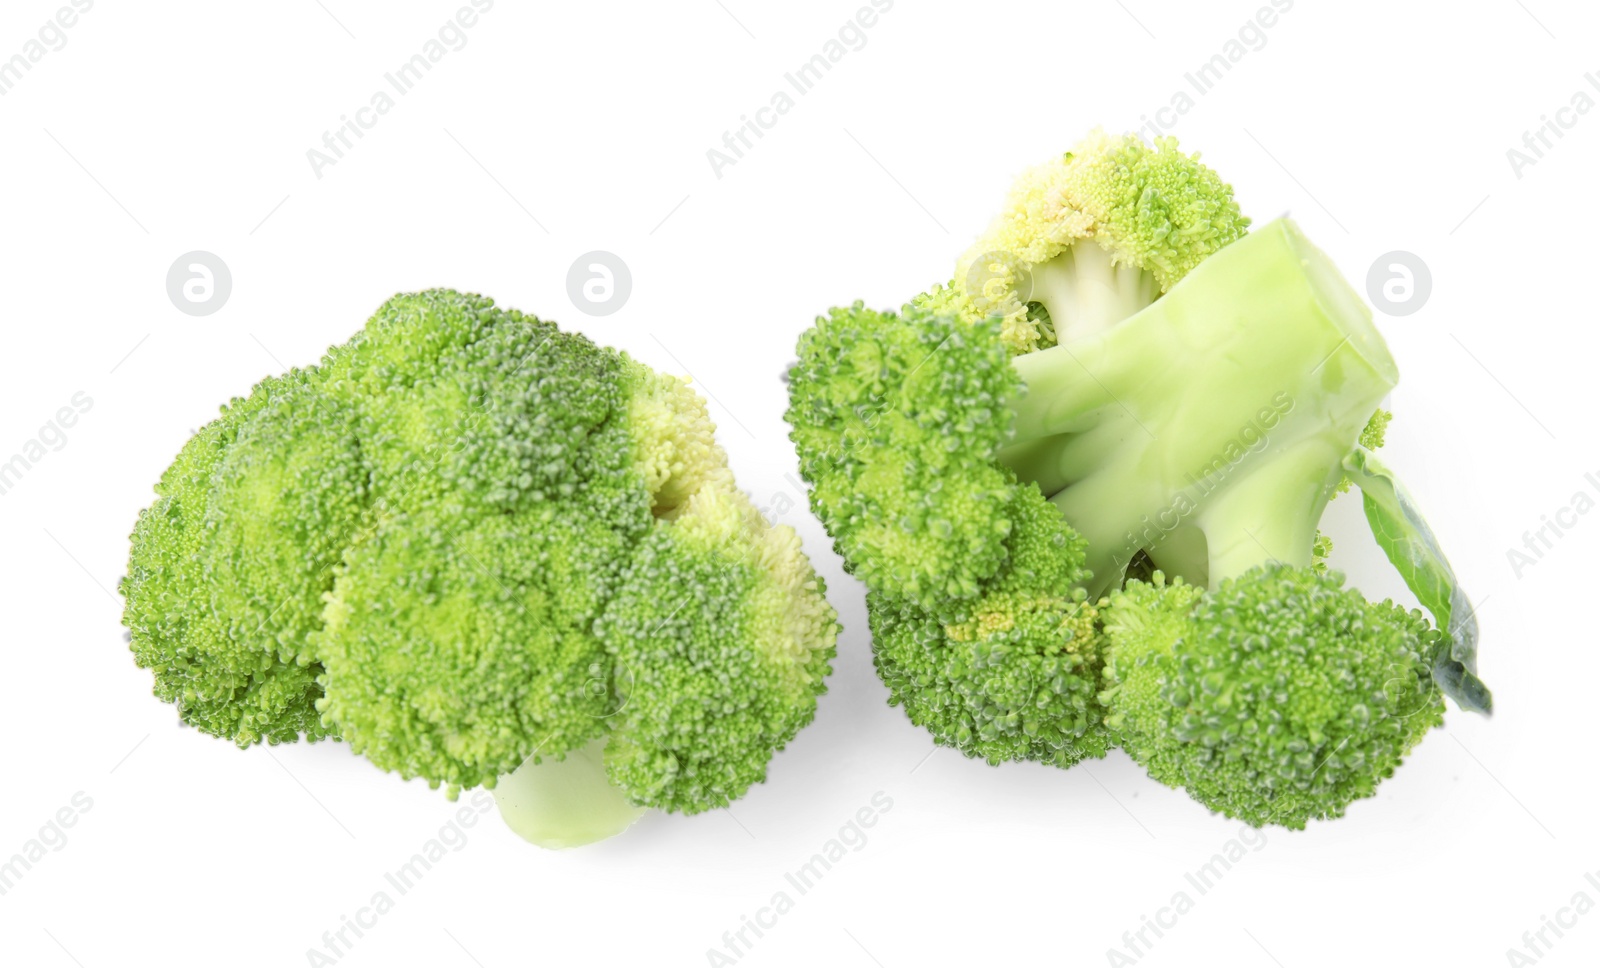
[1022,240,1159,345]
[999,218,1396,593]
[492,739,647,849]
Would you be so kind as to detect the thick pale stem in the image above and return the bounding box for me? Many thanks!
[1016,219,1398,593]
[1009,330,1148,446]
[1180,439,1347,586]
[1028,241,1159,344]
[492,737,647,849]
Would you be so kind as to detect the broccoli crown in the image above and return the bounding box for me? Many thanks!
[599,480,837,812]
[868,486,1112,767]
[122,289,837,816]
[1103,567,1445,829]
[785,300,1123,767]
[785,302,1021,607]
[787,135,1490,825]
[949,130,1250,353]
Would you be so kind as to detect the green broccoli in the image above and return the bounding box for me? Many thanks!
[785,131,1490,827]
[122,289,838,847]
[938,129,1251,354]
[1103,567,1445,828]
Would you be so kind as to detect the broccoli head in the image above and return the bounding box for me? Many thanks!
[121,289,838,847]
[866,487,1110,767]
[1104,568,1445,829]
[786,131,1490,827]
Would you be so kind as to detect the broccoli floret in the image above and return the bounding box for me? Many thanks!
[786,302,1020,607]
[1310,531,1335,574]
[315,505,622,792]
[944,129,1250,353]
[597,477,837,812]
[787,132,1490,826]
[867,485,1110,767]
[1332,407,1393,495]
[1104,568,1445,829]
[121,374,336,746]
[121,289,838,848]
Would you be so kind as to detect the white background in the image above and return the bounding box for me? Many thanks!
[0,1,1592,966]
